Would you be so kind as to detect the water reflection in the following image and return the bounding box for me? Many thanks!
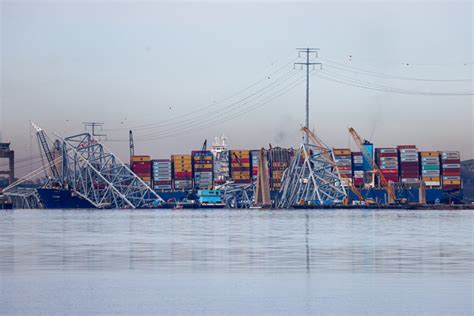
[0,209,472,274]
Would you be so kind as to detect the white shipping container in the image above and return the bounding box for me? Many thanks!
[442,176,461,181]
[401,178,419,183]
[423,181,441,186]
[442,164,460,168]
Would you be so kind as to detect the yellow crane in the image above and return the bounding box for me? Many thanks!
[348,127,397,204]
[301,127,366,204]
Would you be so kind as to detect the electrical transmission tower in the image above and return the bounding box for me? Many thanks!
[83,122,107,140]
[295,48,322,143]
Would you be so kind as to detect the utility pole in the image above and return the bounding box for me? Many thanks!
[83,122,107,140]
[295,48,322,143]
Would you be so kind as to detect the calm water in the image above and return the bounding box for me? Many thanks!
[0,209,473,315]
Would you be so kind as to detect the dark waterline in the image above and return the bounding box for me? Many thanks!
[1,209,473,315]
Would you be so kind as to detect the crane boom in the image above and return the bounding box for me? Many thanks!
[32,122,59,178]
[348,127,396,203]
[129,130,135,158]
[301,127,335,164]
[301,127,365,202]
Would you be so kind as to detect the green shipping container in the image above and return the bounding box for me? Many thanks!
[422,165,440,171]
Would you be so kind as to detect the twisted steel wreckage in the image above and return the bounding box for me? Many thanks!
[3,123,347,209]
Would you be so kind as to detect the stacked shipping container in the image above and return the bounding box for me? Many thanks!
[375,148,399,183]
[151,159,172,191]
[441,151,461,190]
[419,152,441,187]
[192,151,213,190]
[130,155,151,186]
[130,143,462,193]
[172,155,193,190]
[333,149,352,186]
[250,150,260,182]
[230,150,251,183]
[269,148,293,190]
[398,145,420,184]
[352,152,364,187]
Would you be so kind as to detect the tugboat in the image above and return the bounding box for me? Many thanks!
[173,192,200,209]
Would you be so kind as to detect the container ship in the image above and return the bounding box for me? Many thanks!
[33,135,464,208]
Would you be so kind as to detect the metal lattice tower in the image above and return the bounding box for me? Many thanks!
[278,142,347,208]
[295,48,322,143]
[60,132,165,208]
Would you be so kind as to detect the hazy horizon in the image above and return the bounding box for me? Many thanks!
[1,0,473,176]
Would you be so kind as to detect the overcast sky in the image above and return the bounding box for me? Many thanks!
[1,0,473,175]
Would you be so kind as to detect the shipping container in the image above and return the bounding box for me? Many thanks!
[397,145,419,184]
[130,155,151,162]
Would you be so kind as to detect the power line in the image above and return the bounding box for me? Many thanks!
[135,70,302,139]
[134,72,305,140]
[135,74,308,142]
[318,70,474,96]
[105,55,299,132]
[320,57,473,82]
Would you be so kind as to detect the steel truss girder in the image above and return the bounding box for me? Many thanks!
[278,143,347,208]
[4,188,42,209]
[217,182,254,208]
[61,133,164,209]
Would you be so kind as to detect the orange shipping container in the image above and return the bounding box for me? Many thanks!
[333,149,351,155]
[420,151,439,157]
[443,180,461,185]
[172,155,192,160]
[131,155,151,162]
[231,162,250,168]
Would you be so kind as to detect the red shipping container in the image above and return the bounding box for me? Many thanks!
[231,167,251,172]
[154,180,172,185]
[132,166,151,171]
[194,168,213,172]
[174,172,192,177]
[442,168,461,172]
[231,158,250,163]
[443,172,461,177]
[382,169,398,174]
[132,161,151,167]
[443,185,461,190]
[441,159,461,164]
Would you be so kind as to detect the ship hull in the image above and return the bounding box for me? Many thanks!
[35,188,462,209]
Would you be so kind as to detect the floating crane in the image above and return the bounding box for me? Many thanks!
[348,127,397,204]
[301,127,365,204]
